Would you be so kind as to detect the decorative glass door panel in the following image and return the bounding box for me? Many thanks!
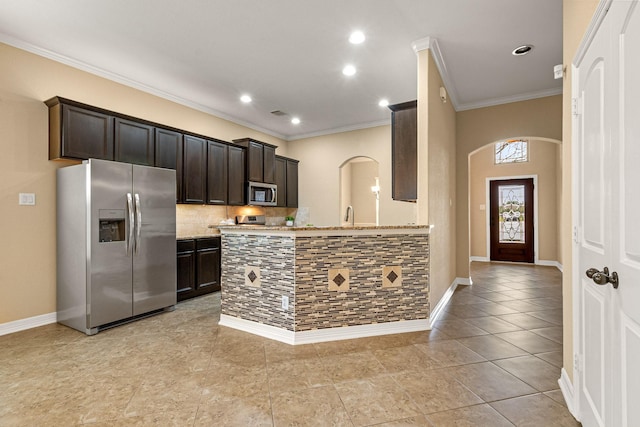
[498,185,525,243]
[490,178,534,263]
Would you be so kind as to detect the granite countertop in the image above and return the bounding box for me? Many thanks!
[217,224,432,236]
[178,224,432,239]
[218,224,429,231]
[176,229,221,240]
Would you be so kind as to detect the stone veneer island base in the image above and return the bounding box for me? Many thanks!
[219,225,431,344]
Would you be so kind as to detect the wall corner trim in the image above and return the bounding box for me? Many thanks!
[428,277,471,328]
[410,37,460,110]
[411,36,432,53]
[0,312,57,337]
[559,368,581,422]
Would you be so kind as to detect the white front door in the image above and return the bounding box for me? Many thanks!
[575,1,640,426]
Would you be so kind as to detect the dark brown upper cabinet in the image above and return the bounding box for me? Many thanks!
[286,158,299,208]
[275,155,299,208]
[233,138,277,184]
[154,128,183,203]
[263,144,276,184]
[274,156,287,207]
[182,135,207,204]
[227,145,246,206]
[389,100,417,202]
[46,97,114,161]
[207,139,228,205]
[114,118,154,166]
[45,97,298,208]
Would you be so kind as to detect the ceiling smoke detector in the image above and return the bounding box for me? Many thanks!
[512,45,533,56]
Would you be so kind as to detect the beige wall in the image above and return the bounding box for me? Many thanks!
[424,51,457,307]
[455,95,563,279]
[562,0,600,383]
[348,160,378,225]
[288,126,416,227]
[0,42,285,324]
[469,139,560,262]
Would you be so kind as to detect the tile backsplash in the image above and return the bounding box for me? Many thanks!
[176,204,297,237]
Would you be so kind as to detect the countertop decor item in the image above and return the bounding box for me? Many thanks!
[285,216,295,226]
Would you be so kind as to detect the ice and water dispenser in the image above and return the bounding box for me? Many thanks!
[98,210,125,243]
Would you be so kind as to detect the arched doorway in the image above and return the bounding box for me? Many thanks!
[468,137,562,267]
[339,156,379,226]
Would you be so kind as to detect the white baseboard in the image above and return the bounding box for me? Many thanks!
[429,278,466,328]
[538,259,563,272]
[559,368,580,421]
[0,312,57,337]
[456,276,472,286]
[219,314,430,345]
[472,256,562,272]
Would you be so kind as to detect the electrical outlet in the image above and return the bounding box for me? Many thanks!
[281,295,289,310]
[19,193,36,206]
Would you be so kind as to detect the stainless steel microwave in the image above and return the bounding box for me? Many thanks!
[247,181,277,206]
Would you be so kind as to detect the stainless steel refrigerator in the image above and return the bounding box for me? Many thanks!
[57,159,176,335]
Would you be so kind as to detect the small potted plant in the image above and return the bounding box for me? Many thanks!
[285,216,295,226]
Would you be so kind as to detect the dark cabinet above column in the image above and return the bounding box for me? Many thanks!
[389,100,417,202]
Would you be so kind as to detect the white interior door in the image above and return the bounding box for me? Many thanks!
[576,12,613,426]
[611,2,640,425]
[575,2,640,426]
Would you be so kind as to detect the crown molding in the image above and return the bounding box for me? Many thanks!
[411,37,461,111]
[287,119,391,142]
[411,36,432,53]
[455,87,563,111]
[0,33,288,141]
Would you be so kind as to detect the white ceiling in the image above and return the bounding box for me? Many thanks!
[0,0,562,141]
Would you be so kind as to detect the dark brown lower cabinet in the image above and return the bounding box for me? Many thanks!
[195,238,221,295]
[176,240,196,301]
[177,237,221,302]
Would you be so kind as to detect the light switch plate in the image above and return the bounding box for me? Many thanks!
[19,193,36,205]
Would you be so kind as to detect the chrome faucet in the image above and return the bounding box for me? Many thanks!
[344,205,354,227]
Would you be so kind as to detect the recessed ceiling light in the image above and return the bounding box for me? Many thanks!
[342,65,356,76]
[240,94,252,103]
[378,99,389,107]
[349,31,365,44]
[512,45,533,56]
[291,117,301,125]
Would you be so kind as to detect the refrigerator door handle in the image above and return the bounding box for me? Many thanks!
[134,193,142,255]
[126,193,134,255]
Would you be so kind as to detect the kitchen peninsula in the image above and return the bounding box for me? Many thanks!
[219,225,431,344]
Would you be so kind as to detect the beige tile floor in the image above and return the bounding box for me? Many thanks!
[0,262,581,426]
